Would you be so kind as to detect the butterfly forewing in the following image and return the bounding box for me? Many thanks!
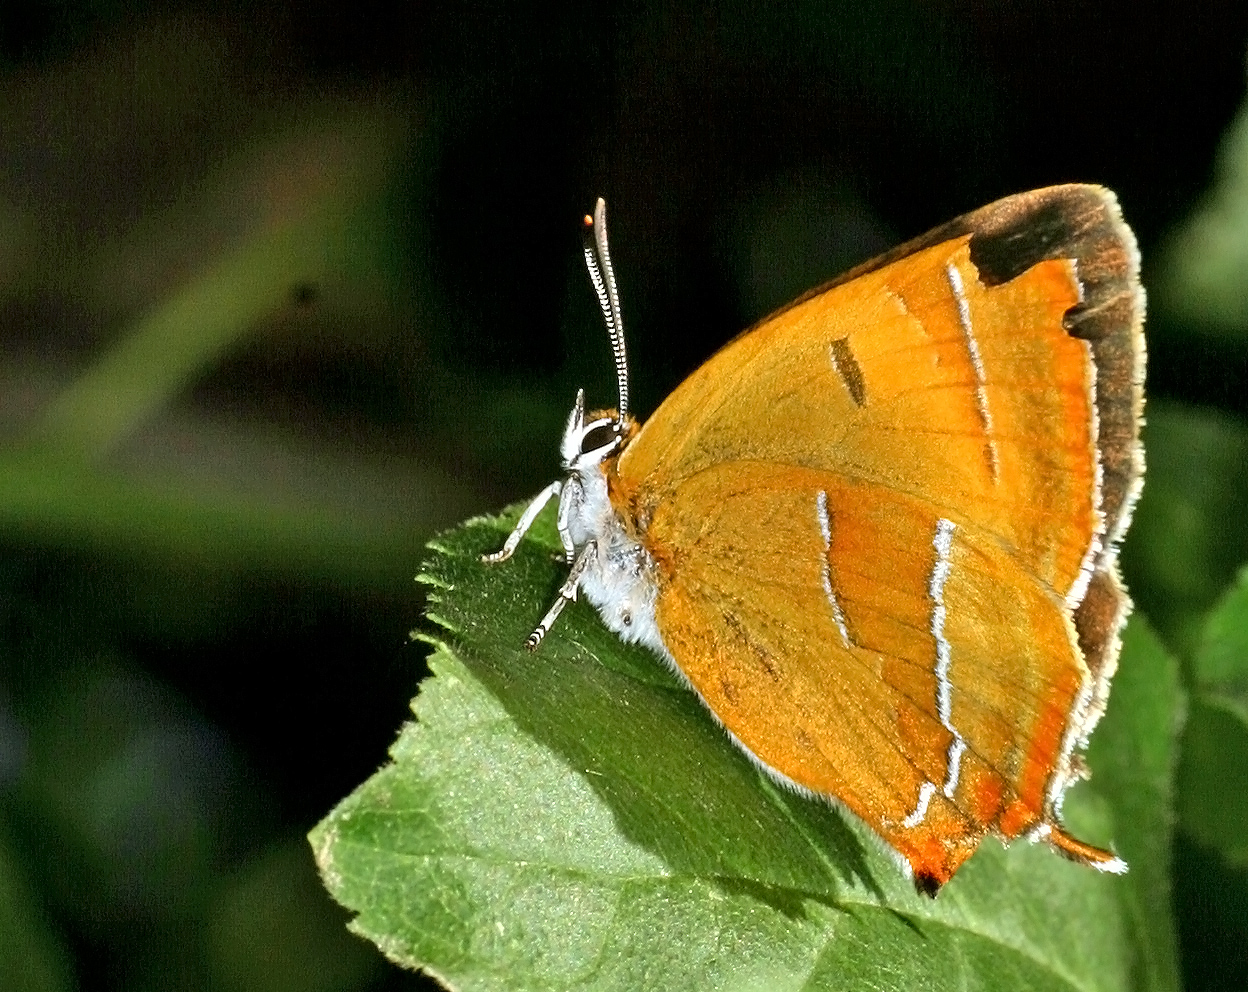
[618,236,1099,607]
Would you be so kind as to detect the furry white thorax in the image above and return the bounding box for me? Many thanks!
[556,392,667,657]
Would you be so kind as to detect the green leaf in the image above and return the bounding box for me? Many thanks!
[312,508,1182,992]
[1081,620,1184,992]
[1177,567,1248,865]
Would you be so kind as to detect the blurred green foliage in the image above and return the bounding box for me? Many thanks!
[0,832,74,992]
[1178,572,1248,865]
[1156,103,1248,339]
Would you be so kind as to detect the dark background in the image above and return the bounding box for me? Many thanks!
[1,2,1247,991]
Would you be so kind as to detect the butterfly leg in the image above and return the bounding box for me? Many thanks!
[526,540,595,650]
[481,481,563,564]
[555,478,577,563]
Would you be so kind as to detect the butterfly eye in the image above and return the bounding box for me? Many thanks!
[580,422,618,456]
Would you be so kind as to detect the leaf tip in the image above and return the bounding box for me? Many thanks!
[416,571,454,592]
[308,820,343,893]
[425,611,460,634]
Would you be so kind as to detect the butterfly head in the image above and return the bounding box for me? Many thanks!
[559,389,639,474]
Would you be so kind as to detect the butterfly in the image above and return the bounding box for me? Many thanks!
[483,187,1145,895]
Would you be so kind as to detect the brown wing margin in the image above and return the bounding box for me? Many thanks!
[955,188,1146,824]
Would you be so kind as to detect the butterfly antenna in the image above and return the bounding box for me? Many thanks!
[582,198,629,423]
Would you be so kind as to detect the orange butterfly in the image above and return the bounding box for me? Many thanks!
[484,187,1145,895]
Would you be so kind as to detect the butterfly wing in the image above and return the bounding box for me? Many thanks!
[644,461,1087,885]
[613,185,1144,889]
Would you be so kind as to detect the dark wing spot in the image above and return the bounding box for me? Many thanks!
[829,337,866,407]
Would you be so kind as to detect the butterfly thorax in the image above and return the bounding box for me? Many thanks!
[556,397,665,656]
